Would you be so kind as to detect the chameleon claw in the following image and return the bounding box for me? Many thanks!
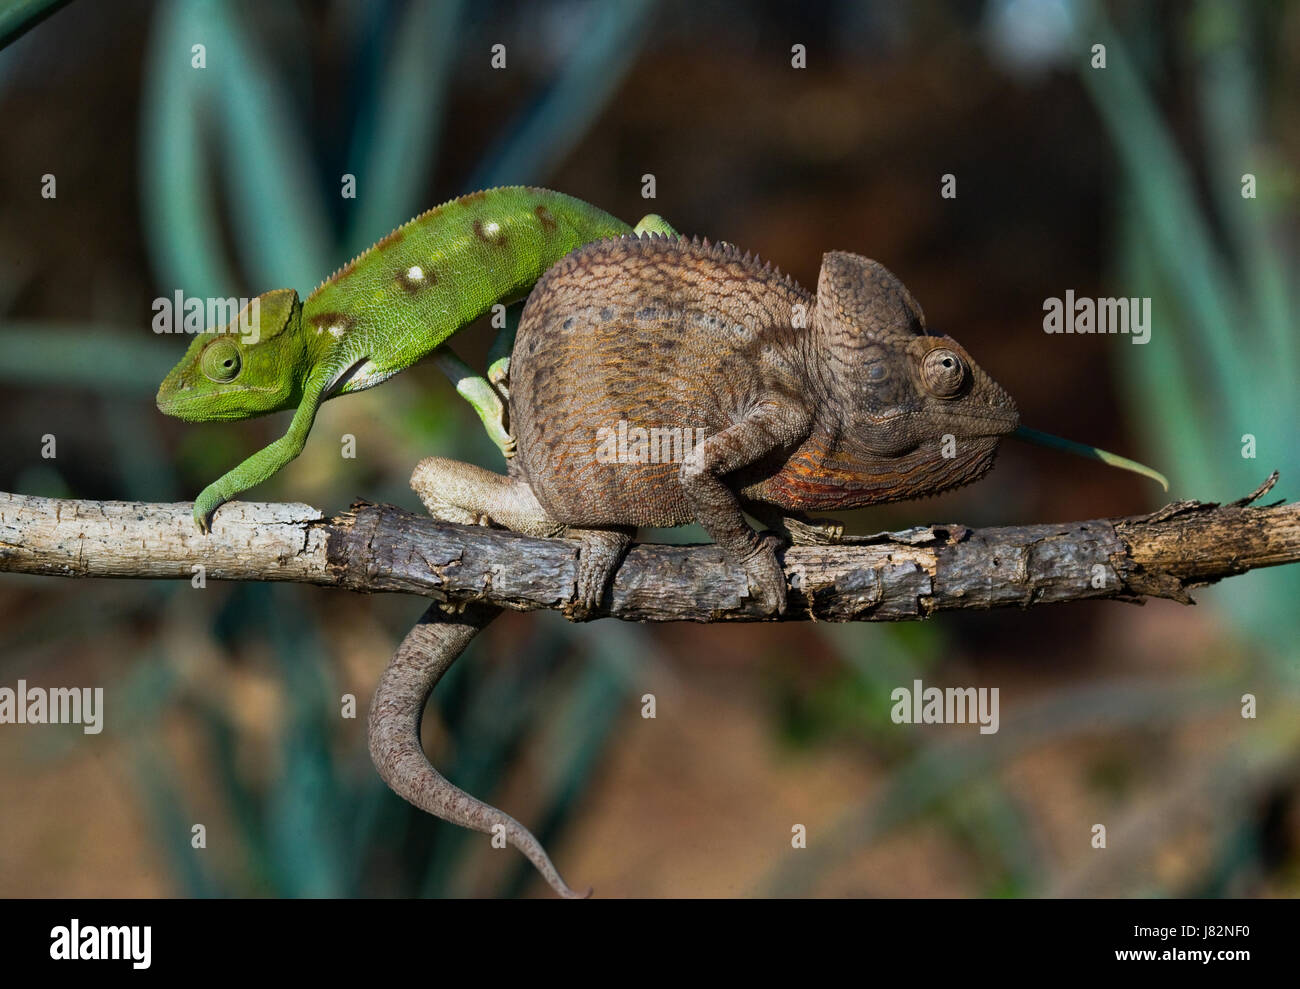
[193,484,228,533]
[481,420,516,458]
[473,399,516,458]
[487,355,510,397]
[193,504,215,534]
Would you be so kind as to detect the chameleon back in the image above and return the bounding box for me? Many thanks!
[511,236,815,527]
[302,186,640,387]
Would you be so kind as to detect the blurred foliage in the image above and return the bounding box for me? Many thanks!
[0,0,69,49]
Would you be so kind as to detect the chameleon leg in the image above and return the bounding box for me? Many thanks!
[633,214,678,237]
[368,601,590,899]
[192,373,328,531]
[485,302,521,399]
[431,347,515,458]
[410,456,629,618]
[680,398,813,615]
[410,456,562,535]
[746,505,846,546]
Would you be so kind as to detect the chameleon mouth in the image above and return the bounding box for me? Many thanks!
[156,383,272,421]
[156,391,208,422]
[156,381,188,418]
[942,408,1021,438]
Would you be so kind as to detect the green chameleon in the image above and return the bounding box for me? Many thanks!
[156,186,677,531]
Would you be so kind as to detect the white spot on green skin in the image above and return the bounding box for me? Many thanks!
[482,221,500,238]
[406,265,424,282]
[329,325,344,338]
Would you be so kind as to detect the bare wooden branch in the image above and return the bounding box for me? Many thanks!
[0,473,1295,621]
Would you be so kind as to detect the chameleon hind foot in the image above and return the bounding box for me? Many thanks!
[566,527,632,621]
[410,456,563,537]
[738,532,788,615]
[747,506,846,546]
[633,214,679,237]
[410,458,628,619]
[485,301,518,402]
[369,602,590,898]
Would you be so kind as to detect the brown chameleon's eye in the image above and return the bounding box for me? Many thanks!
[201,338,242,383]
[921,348,966,397]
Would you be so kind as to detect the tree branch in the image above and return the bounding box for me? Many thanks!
[0,473,1294,621]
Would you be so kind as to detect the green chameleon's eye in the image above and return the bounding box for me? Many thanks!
[201,338,242,383]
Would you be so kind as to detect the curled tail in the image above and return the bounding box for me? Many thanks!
[368,602,590,899]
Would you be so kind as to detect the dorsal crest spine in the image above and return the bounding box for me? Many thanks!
[541,232,810,300]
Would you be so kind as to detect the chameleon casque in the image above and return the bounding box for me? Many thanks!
[156,187,1165,898]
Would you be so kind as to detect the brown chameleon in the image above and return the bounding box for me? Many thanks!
[376,235,1018,897]
[378,234,1164,897]
[411,235,1019,616]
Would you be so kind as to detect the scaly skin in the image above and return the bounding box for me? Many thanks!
[498,235,1017,614]
[368,602,590,899]
[406,234,1021,895]
[155,186,677,531]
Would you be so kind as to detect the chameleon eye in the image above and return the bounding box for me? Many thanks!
[201,338,242,383]
[866,361,890,382]
[921,348,966,398]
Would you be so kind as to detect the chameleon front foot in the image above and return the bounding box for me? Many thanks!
[192,484,229,533]
[487,354,510,399]
[739,534,789,615]
[370,602,590,899]
[465,382,515,459]
[433,347,517,459]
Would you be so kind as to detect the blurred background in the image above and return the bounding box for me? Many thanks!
[0,0,1297,898]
